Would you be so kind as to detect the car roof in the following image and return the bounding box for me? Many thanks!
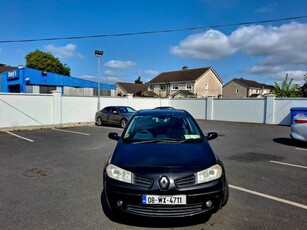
[105,106,131,108]
[135,109,188,116]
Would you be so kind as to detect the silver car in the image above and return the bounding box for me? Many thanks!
[95,106,136,128]
[290,115,307,142]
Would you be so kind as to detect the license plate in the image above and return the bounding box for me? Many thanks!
[142,195,186,205]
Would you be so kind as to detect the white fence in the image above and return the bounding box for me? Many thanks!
[0,92,306,129]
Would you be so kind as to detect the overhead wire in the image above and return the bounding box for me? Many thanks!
[0,15,307,44]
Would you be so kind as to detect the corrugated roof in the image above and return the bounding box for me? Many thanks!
[148,67,212,84]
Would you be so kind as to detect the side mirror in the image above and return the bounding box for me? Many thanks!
[113,111,119,114]
[206,132,218,141]
[108,132,120,141]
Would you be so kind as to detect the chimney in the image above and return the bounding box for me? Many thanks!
[182,66,189,70]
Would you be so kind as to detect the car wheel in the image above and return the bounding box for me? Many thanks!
[120,119,128,128]
[96,117,103,126]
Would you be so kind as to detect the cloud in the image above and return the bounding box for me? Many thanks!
[104,60,136,69]
[171,22,307,77]
[77,74,119,85]
[272,70,307,84]
[143,70,159,76]
[104,70,119,77]
[44,44,84,58]
[171,30,237,60]
[103,76,120,84]
[255,5,275,13]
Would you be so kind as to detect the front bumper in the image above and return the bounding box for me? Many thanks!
[104,176,226,218]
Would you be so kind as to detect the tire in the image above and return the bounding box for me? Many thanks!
[96,117,103,126]
[120,119,128,128]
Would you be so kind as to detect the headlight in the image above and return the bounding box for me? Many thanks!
[195,164,222,184]
[106,164,132,184]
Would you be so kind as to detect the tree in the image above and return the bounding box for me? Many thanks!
[274,74,300,97]
[135,76,143,84]
[25,50,71,76]
[299,74,307,97]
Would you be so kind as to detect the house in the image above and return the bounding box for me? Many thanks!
[0,64,17,73]
[222,78,274,98]
[147,66,223,98]
[115,82,152,97]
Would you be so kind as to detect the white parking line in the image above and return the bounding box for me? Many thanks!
[5,131,35,143]
[270,161,307,169]
[229,184,307,210]
[295,147,307,152]
[52,128,90,136]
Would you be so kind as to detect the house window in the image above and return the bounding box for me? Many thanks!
[236,89,239,94]
[204,83,209,91]
[186,83,192,90]
[160,84,166,90]
[149,85,154,91]
[172,84,178,90]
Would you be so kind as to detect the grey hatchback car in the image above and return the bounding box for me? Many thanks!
[95,106,136,128]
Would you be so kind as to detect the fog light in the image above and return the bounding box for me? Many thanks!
[205,200,212,208]
[117,200,123,207]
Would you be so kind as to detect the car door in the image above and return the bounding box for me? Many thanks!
[109,107,121,124]
[101,107,111,123]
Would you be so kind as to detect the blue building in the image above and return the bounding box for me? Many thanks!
[0,67,115,96]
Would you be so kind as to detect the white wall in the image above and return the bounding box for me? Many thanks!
[1,92,307,129]
[0,93,53,127]
[274,98,307,125]
[171,99,207,119]
[213,98,266,123]
[128,96,170,110]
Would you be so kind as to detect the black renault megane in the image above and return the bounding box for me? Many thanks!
[103,109,228,219]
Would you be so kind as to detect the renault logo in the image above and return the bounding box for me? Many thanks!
[159,176,170,190]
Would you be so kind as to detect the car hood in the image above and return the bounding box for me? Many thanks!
[110,141,218,171]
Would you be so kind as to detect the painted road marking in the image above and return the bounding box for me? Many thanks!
[229,184,307,210]
[5,131,35,143]
[295,148,307,152]
[270,160,307,169]
[52,128,90,136]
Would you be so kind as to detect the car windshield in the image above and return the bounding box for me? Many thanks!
[123,114,202,142]
[117,107,136,113]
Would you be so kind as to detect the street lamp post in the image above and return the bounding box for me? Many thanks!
[95,50,104,111]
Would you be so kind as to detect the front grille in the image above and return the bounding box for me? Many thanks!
[126,203,204,217]
[175,175,195,188]
[133,174,153,188]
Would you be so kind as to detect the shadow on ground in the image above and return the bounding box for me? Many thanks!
[100,190,211,228]
[273,138,307,148]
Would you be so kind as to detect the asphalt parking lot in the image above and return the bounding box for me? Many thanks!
[0,121,306,230]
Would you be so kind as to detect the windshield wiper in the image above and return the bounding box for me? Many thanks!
[129,139,180,144]
[177,138,202,143]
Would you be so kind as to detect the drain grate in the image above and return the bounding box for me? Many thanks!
[23,168,55,178]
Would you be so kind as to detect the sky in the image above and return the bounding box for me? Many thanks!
[0,0,307,86]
